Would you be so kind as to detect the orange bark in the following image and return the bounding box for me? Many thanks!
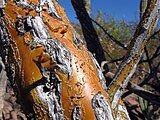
[2,0,110,119]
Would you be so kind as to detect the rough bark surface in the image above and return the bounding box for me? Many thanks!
[108,0,160,110]
[92,92,114,120]
[0,0,159,119]
[0,0,112,119]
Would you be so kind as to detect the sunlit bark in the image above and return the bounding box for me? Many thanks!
[0,0,111,119]
[0,0,159,119]
[108,0,160,110]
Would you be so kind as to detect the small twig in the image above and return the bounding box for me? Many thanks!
[91,17,160,65]
[91,17,160,68]
[140,45,160,63]
[127,82,160,106]
[109,56,125,63]
[122,65,158,98]
[90,18,128,50]
[103,49,114,61]
[144,47,153,72]
[148,29,160,41]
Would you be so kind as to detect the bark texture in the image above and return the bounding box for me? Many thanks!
[0,0,159,119]
[108,0,160,110]
[0,0,111,119]
[140,0,148,19]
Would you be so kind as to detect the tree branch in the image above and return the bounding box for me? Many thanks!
[71,0,108,69]
[140,45,160,63]
[107,0,160,109]
[144,46,153,72]
[127,82,160,106]
[122,62,159,98]
[90,18,128,50]
[148,29,160,40]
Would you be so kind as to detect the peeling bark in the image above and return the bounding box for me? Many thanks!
[89,52,107,91]
[1,0,158,119]
[0,0,112,119]
[91,92,114,120]
[71,105,82,120]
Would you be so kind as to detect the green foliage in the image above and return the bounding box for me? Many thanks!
[139,97,148,111]
[94,13,134,72]
[73,11,135,72]
[95,12,133,42]
[73,9,159,73]
[138,86,149,112]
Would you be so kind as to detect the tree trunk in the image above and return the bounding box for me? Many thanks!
[0,0,159,119]
[0,0,111,119]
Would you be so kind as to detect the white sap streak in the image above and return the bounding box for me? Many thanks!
[112,59,139,109]
[0,0,5,7]
[116,104,131,120]
[92,92,114,120]
[31,16,50,39]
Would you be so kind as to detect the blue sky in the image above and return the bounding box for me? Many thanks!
[59,0,140,23]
